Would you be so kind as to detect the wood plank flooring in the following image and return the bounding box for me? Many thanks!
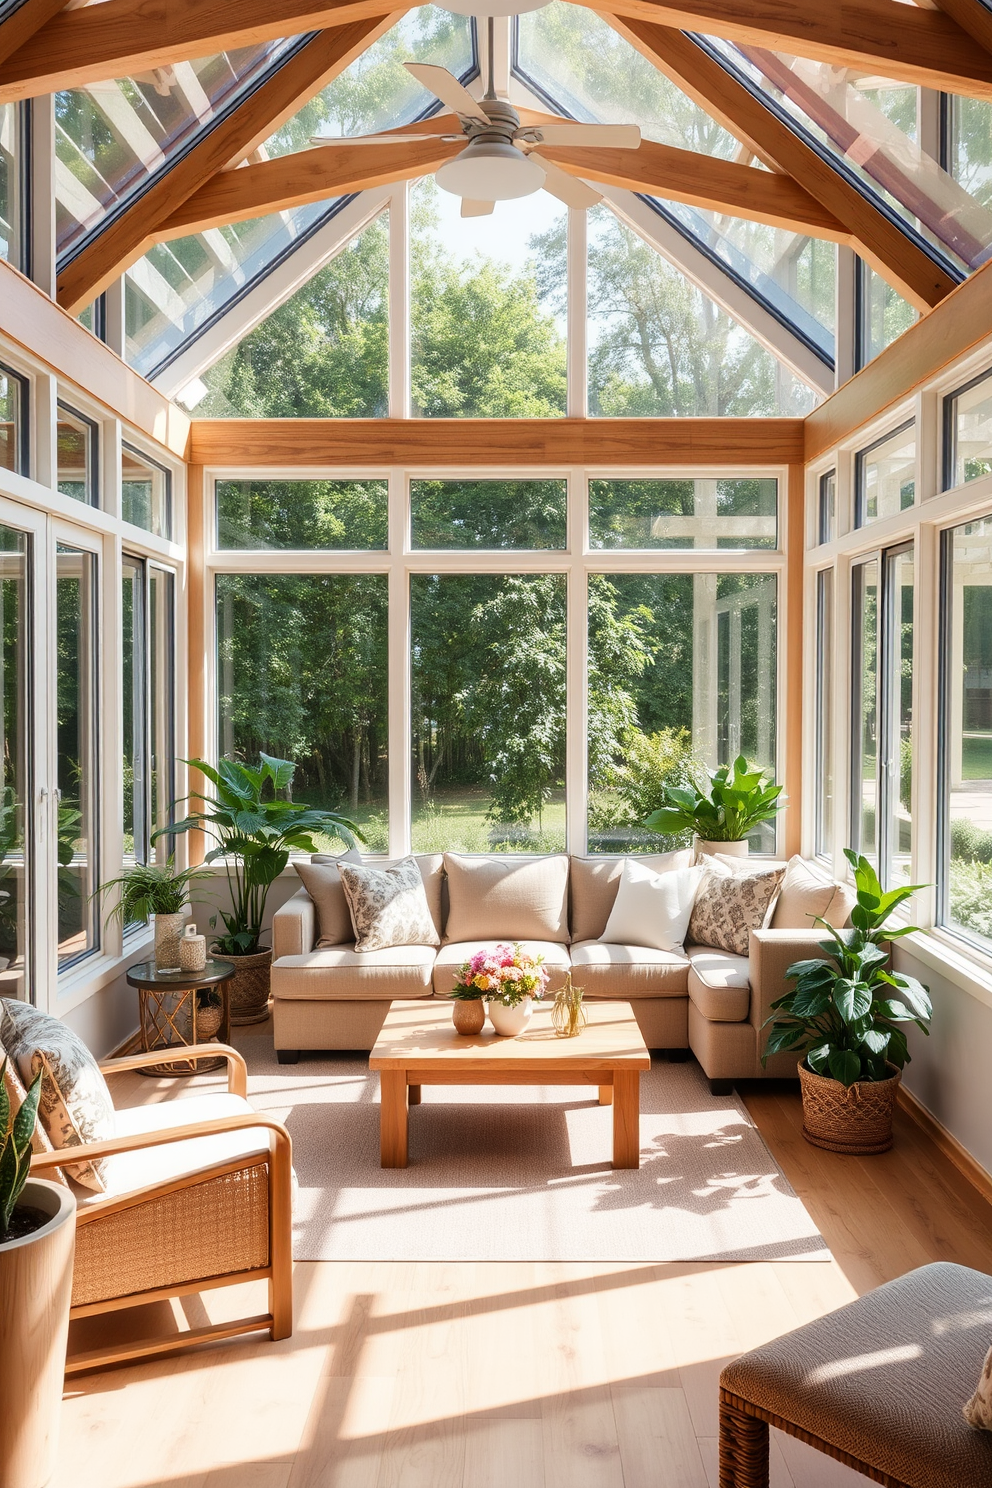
[53,1066,992,1488]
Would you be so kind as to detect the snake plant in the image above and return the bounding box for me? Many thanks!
[0,1059,42,1238]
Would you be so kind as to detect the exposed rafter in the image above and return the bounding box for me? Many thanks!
[0,0,73,70]
[55,14,401,315]
[607,18,959,311]
[930,0,992,59]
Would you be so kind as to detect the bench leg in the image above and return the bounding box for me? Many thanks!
[598,1085,613,1105]
[719,1397,769,1488]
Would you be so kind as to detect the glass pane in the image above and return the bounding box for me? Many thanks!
[0,525,29,998]
[122,443,171,538]
[57,544,99,968]
[857,424,915,527]
[815,568,834,859]
[947,370,992,488]
[818,470,835,546]
[411,181,567,418]
[946,96,992,214]
[587,572,777,853]
[216,479,388,550]
[0,363,25,476]
[852,559,879,862]
[587,206,816,416]
[0,101,23,268]
[411,574,566,852]
[122,556,144,863]
[589,478,777,550]
[149,566,175,851]
[943,518,992,944]
[216,575,388,850]
[195,215,389,417]
[858,260,917,367]
[57,404,97,505]
[883,546,914,887]
[410,480,567,550]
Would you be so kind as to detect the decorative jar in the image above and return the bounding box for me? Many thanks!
[180,922,207,974]
[153,912,185,972]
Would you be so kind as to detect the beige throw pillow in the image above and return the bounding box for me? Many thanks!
[338,857,441,952]
[295,849,363,946]
[964,1345,992,1430]
[443,853,570,944]
[687,864,785,957]
[771,855,840,929]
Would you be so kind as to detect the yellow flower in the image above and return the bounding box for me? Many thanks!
[474,974,491,991]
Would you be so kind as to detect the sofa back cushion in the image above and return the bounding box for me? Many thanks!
[299,851,445,945]
[569,851,693,943]
[443,853,570,944]
[687,862,785,957]
[601,859,703,952]
[771,856,856,930]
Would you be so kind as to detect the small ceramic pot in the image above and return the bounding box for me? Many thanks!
[180,922,207,973]
[452,999,485,1035]
[695,838,749,858]
[154,911,185,971]
[487,996,533,1037]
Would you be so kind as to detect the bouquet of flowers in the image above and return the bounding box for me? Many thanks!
[452,942,550,1007]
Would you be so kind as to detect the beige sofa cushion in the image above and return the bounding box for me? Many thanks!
[295,850,362,946]
[443,853,570,944]
[433,940,570,997]
[271,945,436,1000]
[686,946,751,1022]
[771,855,840,930]
[569,851,693,943]
[569,940,690,999]
[825,880,857,928]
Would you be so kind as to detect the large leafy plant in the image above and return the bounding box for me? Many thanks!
[1,1059,42,1239]
[154,755,361,955]
[644,755,783,843]
[763,849,933,1086]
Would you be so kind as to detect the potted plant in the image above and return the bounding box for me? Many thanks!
[643,754,783,856]
[763,849,932,1154]
[0,1061,76,1488]
[453,943,551,1037]
[98,860,211,970]
[155,754,360,1024]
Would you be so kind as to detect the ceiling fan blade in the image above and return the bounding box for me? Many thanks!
[461,200,495,217]
[526,123,641,149]
[531,155,602,210]
[309,133,455,146]
[404,63,489,124]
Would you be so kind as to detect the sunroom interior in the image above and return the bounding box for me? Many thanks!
[4,1,992,1484]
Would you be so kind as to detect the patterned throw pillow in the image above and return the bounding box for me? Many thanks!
[0,998,115,1192]
[687,864,785,957]
[337,857,441,952]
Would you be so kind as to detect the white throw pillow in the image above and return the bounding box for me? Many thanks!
[600,859,703,952]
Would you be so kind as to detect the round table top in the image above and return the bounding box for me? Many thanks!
[126,958,236,991]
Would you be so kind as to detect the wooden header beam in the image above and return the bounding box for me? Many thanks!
[190,416,805,467]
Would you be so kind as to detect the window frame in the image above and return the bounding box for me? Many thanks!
[942,363,992,493]
[55,397,99,507]
[854,417,916,530]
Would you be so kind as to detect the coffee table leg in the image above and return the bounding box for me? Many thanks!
[598,1084,613,1105]
[408,1084,422,1106]
[612,1070,640,1169]
[380,1070,409,1168]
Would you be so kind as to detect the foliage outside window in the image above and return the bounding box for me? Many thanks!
[57,544,100,968]
[945,368,992,489]
[216,479,388,550]
[123,559,176,872]
[589,478,777,550]
[410,480,567,550]
[0,102,24,269]
[856,260,916,369]
[0,524,29,997]
[122,443,171,539]
[818,469,836,545]
[856,422,916,527]
[56,402,98,506]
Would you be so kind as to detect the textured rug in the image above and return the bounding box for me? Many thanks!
[232,1024,828,1263]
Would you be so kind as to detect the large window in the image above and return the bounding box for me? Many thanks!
[589,479,777,550]
[0,102,25,270]
[57,402,98,506]
[0,524,29,998]
[57,544,99,968]
[216,479,388,551]
[0,362,27,477]
[123,557,176,869]
[855,422,916,528]
[817,470,836,546]
[122,444,172,540]
[815,567,834,859]
[411,480,566,550]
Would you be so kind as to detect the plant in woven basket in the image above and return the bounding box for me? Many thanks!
[643,754,783,843]
[153,754,362,955]
[763,849,932,1087]
[0,1058,42,1241]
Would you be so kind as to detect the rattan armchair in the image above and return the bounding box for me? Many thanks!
[29,1044,293,1375]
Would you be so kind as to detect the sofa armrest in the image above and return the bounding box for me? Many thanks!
[748,928,839,1045]
[273,888,316,959]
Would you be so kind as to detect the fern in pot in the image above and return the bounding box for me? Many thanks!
[763,849,932,1154]
[99,859,211,971]
[643,754,783,857]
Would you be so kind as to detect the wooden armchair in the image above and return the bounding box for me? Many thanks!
[29,1044,292,1375]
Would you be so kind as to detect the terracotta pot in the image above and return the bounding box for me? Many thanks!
[452,999,485,1036]
[212,946,273,1025]
[0,1178,76,1488]
[487,996,533,1037]
[695,838,748,858]
[153,911,186,971]
[798,1060,902,1154]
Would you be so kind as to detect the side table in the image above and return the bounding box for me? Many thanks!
[126,958,236,1076]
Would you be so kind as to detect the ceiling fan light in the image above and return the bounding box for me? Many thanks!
[436,139,546,202]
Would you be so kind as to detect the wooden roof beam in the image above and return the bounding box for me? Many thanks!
[0,0,75,70]
[930,0,992,60]
[607,17,958,310]
[55,14,401,315]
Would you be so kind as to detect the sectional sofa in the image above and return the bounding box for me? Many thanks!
[270,849,854,1090]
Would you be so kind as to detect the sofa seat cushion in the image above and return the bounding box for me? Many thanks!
[74,1094,271,1210]
[432,940,571,997]
[686,945,751,1022]
[271,945,435,1000]
[569,940,689,999]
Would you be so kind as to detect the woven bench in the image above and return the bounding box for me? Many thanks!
[719,1262,992,1487]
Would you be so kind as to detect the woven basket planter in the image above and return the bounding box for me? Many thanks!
[213,947,273,1025]
[798,1060,901,1155]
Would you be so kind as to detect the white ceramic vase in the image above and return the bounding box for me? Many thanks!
[695,838,749,858]
[487,996,533,1037]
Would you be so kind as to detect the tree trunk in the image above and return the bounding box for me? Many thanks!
[350,733,361,813]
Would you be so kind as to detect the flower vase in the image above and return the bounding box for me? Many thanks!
[487,996,533,1037]
[452,999,486,1035]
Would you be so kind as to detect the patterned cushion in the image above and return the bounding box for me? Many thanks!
[295,849,363,947]
[687,864,785,957]
[965,1345,992,1431]
[0,998,115,1192]
[337,857,441,952]
[0,1031,67,1183]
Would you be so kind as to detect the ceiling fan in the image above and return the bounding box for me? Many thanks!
[310,24,640,216]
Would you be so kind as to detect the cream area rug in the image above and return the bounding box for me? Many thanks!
[232,1025,828,1263]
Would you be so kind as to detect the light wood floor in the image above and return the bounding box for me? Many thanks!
[53,1062,992,1488]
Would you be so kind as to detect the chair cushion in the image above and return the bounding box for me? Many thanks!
[295,849,363,946]
[433,941,570,997]
[73,1093,271,1210]
[686,946,751,1022]
[569,940,690,999]
[1,997,115,1192]
[687,862,785,957]
[337,856,440,951]
[720,1262,992,1487]
[443,853,570,944]
[770,855,840,931]
[601,859,703,952]
[568,852,693,943]
[270,945,436,1001]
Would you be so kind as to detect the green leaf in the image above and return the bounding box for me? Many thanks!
[806,1042,833,1075]
[11,1069,41,1150]
[884,973,932,1021]
[833,980,872,1023]
[787,988,831,1019]
[827,1049,862,1086]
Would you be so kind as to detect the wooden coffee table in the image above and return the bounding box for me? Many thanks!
[369,999,651,1170]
